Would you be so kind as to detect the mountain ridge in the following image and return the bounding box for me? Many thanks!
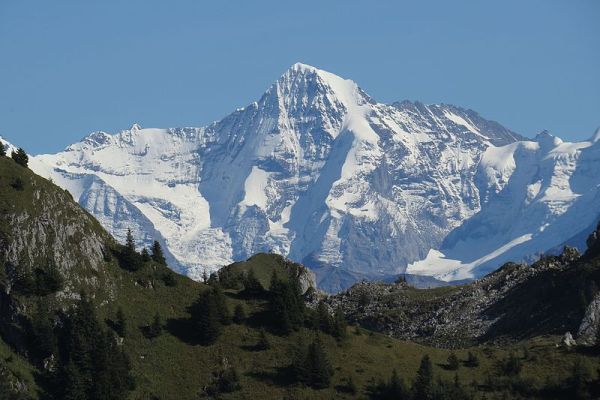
[7,63,596,290]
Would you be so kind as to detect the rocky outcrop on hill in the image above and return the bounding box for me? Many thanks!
[0,159,116,301]
[328,246,587,347]
[577,291,600,346]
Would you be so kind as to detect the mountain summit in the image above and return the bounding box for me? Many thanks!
[29,64,598,291]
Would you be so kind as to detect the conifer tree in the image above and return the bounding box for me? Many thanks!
[268,271,305,334]
[332,306,348,340]
[56,296,134,400]
[0,143,5,157]
[151,240,166,265]
[162,271,177,287]
[447,352,460,370]
[256,328,271,351]
[346,374,358,395]
[465,351,479,368]
[500,352,522,376]
[115,307,127,337]
[146,313,163,339]
[213,285,231,325]
[125,229,135,252]
[290,336,306,379]
[388,369,409,399]
[242,268,263,296]
[413,354,434,400]
[120,229,142,271]
[189,287,230,344]
[140,248,151,262]
[11,147,28,167]
[571,357,592,399]
[233,304,246,324]
[301,334,333,388]
[30,300,57,361]
[316,301,332,334]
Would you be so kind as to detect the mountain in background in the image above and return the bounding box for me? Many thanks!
[11,63,597,291]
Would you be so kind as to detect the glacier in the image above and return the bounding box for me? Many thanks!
[5,62,595,291]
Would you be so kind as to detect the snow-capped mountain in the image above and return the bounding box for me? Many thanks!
[407,129,600,281]
[26,63,598,288]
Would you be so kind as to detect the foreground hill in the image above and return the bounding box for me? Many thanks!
[2,155,600,399]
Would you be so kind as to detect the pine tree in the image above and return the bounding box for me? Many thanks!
[387,369,409,399]
[62,360,87,400]
[120,229,142,271]
[570,357,592,399]
[213,285,231,325]
[316,301,332,334]
[204,358,241,396]
[146,313,163,339]
[268,271,305,334]
[302,334,333,389]
[56,296,134,400]
[501,352,522,376]
[346,374,358,395]
[413,354,434,400]
[465,351,479,368]
[447,352,460,370]
[151,240,166,265]
[290,336,307,379]
[10,177,24,191]
[332,306,348,340]
[140,248,151,262]
[115,307,127,337]
[11,147,28,167]
[242,268,263,296]
[125,229,135,252]
[0,143,5,157]
[189,287,229,344]
[233,304,246,324]
[256,328,270,351]
[29,300,57,361]
[161,271,177,287]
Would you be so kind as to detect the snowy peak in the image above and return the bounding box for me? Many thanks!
[268,64,373,140]
[0,136,17,154]
[535,130,563,148]
[590,127,600,143]
[390,101,524,146]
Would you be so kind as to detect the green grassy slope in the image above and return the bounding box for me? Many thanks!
[1,156,599,399]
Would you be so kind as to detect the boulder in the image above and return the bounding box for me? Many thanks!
[562,332,577,347]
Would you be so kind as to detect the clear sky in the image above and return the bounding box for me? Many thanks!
[1,0,598,154]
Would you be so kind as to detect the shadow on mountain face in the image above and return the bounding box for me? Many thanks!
[482,263,600,341]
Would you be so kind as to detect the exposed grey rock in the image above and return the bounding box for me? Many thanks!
[562,332,576,347]
[327,247,581,347]
[577,291,600,346]
[296,265,317,294]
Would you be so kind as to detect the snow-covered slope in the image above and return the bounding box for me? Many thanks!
[27,63,597,288]
[407,129,600,281]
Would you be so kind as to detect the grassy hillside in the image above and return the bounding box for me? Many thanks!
[1,155,600,399]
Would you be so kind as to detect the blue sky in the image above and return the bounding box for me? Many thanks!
[0,0,598,154]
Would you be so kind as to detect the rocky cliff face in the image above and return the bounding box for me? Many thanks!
[328,245,588,347]
[0,157,119,306]
[577,291,600,346]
